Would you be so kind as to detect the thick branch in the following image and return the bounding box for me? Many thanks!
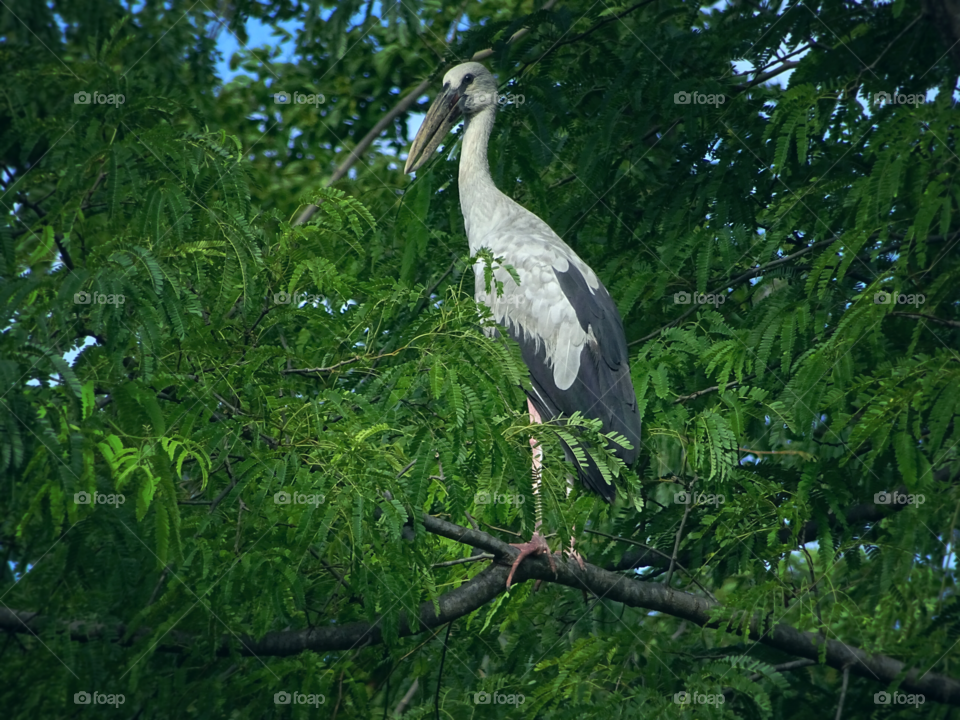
[3,515,959,704]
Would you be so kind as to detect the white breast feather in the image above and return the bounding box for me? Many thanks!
[470,211,601,391]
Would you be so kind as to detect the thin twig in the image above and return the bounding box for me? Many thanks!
[891,312,960,329]
[435,622,453,720]
[475,519,523,538]
[293,0,560,226]
[584,529,717,602]
[432,553,494,568]
[666,481,695,587]
[394,678,419,715]
[283,351,402,376]
[835,665,850,720]
[81,169,107,210]
[463,511,480,530]
[747,659,816,682]
[739,447,810,456]
[212,392,246,416]
[209,441,240,513]
[146,565,172,606]
[631,239,835,346]
[733,61,800,90]
[331,669,345,720]
[522,0,653,57]
[801,545,824,628]
[674,380,743,403]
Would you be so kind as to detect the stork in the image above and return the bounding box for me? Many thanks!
[404,62,641,587]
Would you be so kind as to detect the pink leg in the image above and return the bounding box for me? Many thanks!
[504,398,555,588]
[503,399,587,587]
[527,397,543,478]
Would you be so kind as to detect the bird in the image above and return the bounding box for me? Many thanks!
[404,62,641,586]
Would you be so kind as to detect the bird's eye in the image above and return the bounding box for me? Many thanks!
[463,74,474,84]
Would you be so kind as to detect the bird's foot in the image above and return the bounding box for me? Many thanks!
[506,531,557,588]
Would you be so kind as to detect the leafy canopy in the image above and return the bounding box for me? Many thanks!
[1,0,959,718]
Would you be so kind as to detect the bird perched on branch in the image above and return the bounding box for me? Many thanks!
[404,62,641,586]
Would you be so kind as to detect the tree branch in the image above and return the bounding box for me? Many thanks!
[891,312,960,329]
[292,0,561,226]
[4,515,960,704]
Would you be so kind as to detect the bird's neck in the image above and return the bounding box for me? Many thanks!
[459,105,508,253]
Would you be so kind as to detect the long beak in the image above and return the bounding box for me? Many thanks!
[404,86,463,173]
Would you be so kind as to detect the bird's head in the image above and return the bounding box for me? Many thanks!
[404,62,497,173]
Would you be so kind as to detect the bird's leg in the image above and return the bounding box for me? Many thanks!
[504,399,557,589]
[527,397,543,511]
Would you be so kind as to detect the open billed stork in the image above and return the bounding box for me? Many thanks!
[404,62,641,586]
